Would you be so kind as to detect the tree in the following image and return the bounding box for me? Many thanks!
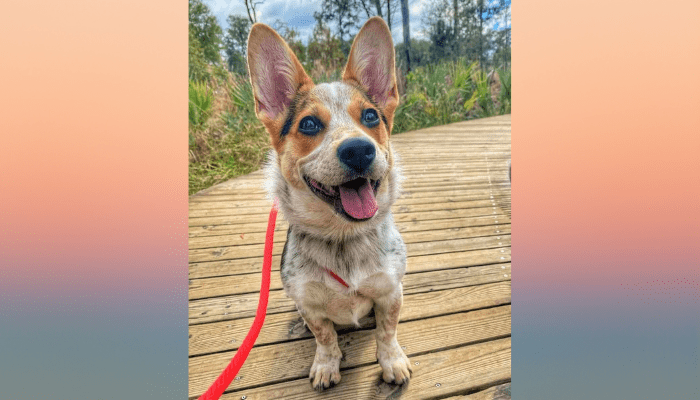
[189,0,223,65]
[242,0,263,23]
[189,30,210,81]
[306,17,346,78]
[492,0,511,67]
[473,0,505,66]
[224,15,251,74]
[357,0,375,18]
[420,0,510,66]
[400,0,411,71]
[356,0,398,29]
[429,18,455,61]
[384,0,399,30]
[314,0,361,52]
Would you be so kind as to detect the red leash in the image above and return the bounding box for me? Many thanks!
[323,267,350,288]
[198,199,279,400]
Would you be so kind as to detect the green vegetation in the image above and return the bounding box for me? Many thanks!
[188,80,213,129]
[394,59,510,134]
[188,0,511,195]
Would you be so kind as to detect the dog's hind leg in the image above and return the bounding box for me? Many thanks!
[304,316,342,391]
[374,288,412,385]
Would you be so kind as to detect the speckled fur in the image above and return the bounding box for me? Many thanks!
[250,17,412,391]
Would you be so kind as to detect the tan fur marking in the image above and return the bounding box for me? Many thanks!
[306,319,336,345]
[347,91,390,145]
[291,103,330,158]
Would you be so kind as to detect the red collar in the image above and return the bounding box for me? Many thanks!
[323,267,349,288]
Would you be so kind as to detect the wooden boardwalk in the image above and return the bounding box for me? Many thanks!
[189,115,511,399]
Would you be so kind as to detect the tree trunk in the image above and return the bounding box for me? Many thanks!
[453,0,459,55]
[386,0,392,30]
[478,0,484,67]
[373,0,383,18]
[400,0,411,72]
[453,0,458,36]
[244,0,257,24]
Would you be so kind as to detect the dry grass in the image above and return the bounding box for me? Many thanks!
[189,73,270,195]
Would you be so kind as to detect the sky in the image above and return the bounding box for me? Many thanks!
[203,0,510,45]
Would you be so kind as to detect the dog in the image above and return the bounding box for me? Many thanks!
[246,17,412,391]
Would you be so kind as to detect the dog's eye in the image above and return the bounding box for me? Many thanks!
[361,108,380,128]
[298,116,323,136]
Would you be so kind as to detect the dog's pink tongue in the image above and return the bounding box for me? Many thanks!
[338,180,377,219]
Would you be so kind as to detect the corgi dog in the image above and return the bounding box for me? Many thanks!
[247,17,412,391]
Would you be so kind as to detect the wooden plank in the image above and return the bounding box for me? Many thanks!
[189,198,498,218]
[190,187,504,206]
[197,165,507,182]
[189,166,510,196]
[199,165,509,185]
[188,192,506,213]
[189,245,510,280]
[192,167,509,189]
[190,248,510,300]
[215,337,511,400]
[189,205,508,227]
[191,184,508,203]
[190,225,510,298]
[189,306,511,397]
[188,191,496,211]
[201,176,508,196]
[188,218,509,250]
[188,263,510,354]
[189,278,510,325]
[444,383,511,399]
[188,226,509,263]
[190,259,510,301]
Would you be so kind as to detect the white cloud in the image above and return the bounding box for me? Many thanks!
[201,0,502,45]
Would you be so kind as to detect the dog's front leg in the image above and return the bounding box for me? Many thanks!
[304,316,342,391]
[374,287,412,385]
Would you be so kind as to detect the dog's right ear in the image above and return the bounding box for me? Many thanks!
[247,24,312,131]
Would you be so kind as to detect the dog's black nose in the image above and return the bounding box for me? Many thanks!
[337,138,376,173]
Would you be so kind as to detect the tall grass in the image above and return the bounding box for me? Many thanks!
[189,80,213,129]
[394,59,510,133]
[189,75,269,194]
[189,60,511,194]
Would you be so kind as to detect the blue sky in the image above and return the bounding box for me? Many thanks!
[203,0,510,45]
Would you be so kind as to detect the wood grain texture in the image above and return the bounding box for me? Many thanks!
[217,338,511,400]
[188,115,511,398]
[189,264,511,355]
[444,383,511,399]
[189,306,511,397]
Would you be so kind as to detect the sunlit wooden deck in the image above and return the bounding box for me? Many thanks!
[188,115,511,399]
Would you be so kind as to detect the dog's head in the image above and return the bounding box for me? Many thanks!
[247,17,401,237]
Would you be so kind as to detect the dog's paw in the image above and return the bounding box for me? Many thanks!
[377,341,412,385]
[309,349,342,391]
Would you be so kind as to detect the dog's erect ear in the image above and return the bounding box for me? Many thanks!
[343,17,398,110]
[247,23,312,121]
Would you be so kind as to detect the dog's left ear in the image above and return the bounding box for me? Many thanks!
[343,17,398,113]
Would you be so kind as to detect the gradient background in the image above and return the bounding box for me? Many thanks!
[1,0,698,399]
[513,0,700,398]
[0,1,188,398]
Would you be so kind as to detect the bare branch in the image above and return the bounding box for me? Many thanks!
[243,0,263,23]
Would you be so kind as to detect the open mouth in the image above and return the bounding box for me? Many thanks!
[304,176,381,221]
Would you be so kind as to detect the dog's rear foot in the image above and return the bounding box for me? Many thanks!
[309,351,342,391]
